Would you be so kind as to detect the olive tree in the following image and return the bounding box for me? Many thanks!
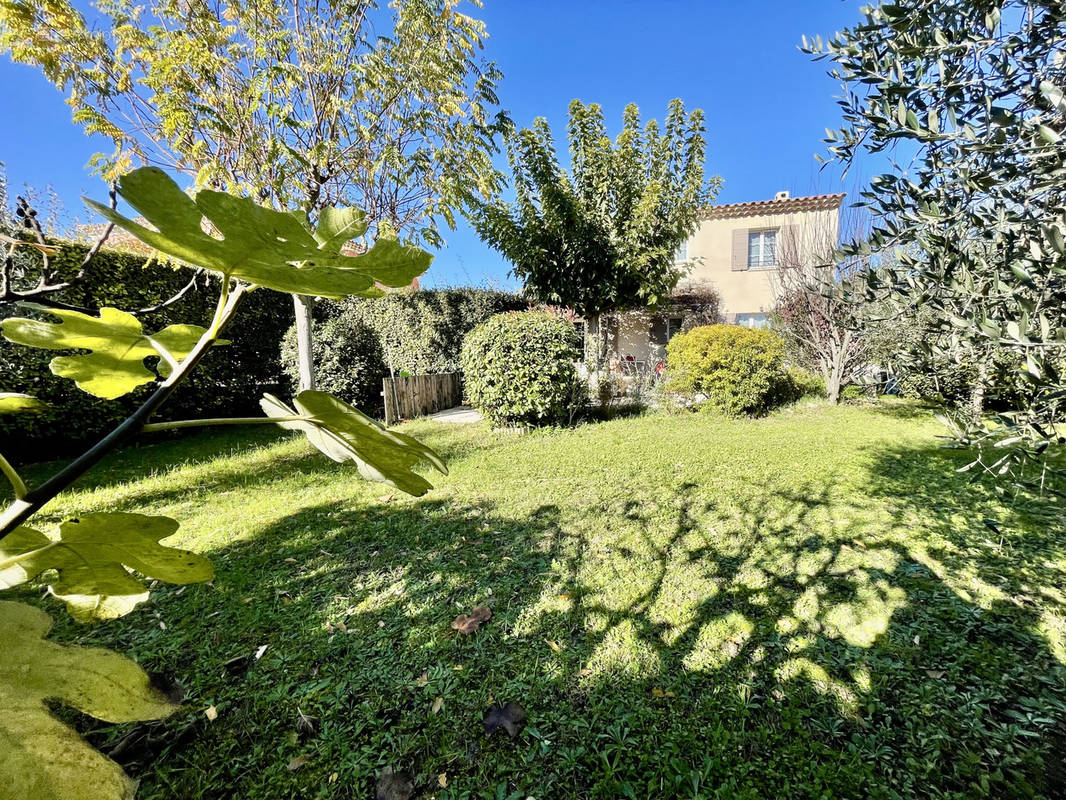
[806,0,1066,490]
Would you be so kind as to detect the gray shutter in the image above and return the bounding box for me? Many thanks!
[731,228,748,271]
[779,223,799,266]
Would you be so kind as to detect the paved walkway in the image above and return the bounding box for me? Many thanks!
[428,405,483,424]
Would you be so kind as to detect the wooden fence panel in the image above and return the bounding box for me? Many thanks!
[382,372,462,425]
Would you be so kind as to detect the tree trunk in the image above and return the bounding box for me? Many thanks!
[293,294,317,392]
[970,356,989,425]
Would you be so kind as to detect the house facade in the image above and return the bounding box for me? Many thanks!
[608,190,845,370]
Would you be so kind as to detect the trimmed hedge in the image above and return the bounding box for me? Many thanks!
[282,288,527,409]
[461,311,583,426]
[665,324,791,415]
[0,240,292,462]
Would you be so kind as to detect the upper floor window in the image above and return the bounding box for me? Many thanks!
[747,229,777,268]
[674,240,688,262]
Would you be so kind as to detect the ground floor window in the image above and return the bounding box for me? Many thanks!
[666,316,684,340]
[735,313,769,329]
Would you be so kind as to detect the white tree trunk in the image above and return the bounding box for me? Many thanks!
[293,294,317,392]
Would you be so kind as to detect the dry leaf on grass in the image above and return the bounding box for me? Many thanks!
[431,696,443,714]
[451,605,492,634]
[375,766,414,800]
[483,701,526,738]
[204,705,218,721]
[287,753,311,771]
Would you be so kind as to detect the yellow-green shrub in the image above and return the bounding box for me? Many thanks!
[665,324,790,415]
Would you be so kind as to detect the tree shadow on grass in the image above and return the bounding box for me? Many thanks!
[42,440,1066,800]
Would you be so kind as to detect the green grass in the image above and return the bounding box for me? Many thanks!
[8,400,1066,799]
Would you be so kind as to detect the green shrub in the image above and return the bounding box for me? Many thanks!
[461,311,583,426]
[785,367,827,399]
[665,324,789,415]
[0,240,292,462]
[280,309,386,411]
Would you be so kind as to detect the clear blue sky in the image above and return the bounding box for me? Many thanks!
[0,0,875,289]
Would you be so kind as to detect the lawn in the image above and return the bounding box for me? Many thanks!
[8,401,1066,799]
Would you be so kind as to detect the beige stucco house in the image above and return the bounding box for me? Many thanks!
[607,190,845,371]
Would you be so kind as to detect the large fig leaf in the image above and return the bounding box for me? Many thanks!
[0,393,48,414]
[261,390,447,496]
[83,167,432,298]
[0,305,211,399]
[0,513,213,622]
[0,600,178,800]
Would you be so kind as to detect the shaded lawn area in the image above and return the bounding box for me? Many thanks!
[7,400,1066,799]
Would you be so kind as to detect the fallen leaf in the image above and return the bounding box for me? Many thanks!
[652,688,665,697]
[296,708,317,737]
[204,705,218,721]
[574,668,593,677]
[431,696,443,714]
[483,701,526,738]
[451,605,492,634]
[335,620,347,633]
[925,669,945,679]
[375,766,415,800]
[328,772,339,784]
[416,670,429,687]
[913,635,921,646]
[437,772,448,788]
[287,754,311,772]
[546,640,562,653]
[283,557,298,563]
[254,644,268,660]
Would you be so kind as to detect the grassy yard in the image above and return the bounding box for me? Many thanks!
[8,401,1066,799]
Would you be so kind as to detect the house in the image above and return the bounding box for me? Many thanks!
[608,190,845,371]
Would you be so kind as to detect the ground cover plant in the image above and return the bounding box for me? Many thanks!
[5,401,1064,799]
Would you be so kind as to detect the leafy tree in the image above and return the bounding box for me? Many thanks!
[0,0,508,389]
[469,99,719,370]
[0,167,444,797]
[806,0,1066,490]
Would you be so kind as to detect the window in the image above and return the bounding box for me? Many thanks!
[666,317,684,340]
[735,313,769,329]
[747,229,777,268]
[674,240,688,262]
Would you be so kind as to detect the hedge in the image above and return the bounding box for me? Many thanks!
[282,288,527,409]
[0,240,292,463]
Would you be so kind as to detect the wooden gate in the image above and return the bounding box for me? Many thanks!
[382,373,462,425]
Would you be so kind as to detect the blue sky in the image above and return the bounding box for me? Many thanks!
[0,0,874,289]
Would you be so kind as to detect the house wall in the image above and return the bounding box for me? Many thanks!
[682,205,840,320]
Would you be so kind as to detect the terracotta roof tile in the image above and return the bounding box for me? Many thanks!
[701,192,846,220]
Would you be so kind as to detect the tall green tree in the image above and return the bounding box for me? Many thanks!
[0,0,508,388]
[469,99,718,368]
[806,0,1066,490]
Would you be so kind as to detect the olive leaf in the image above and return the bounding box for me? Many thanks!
[261,390,447,496]
[83,167,432,298]
[0,512,213,622]
[0,393,48,414]
[0,305,212,399]
[0,600,179,800]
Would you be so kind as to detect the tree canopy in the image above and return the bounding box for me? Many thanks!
[470,99,718,317]
[806,0,1066,487]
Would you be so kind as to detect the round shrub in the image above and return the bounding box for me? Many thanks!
[461,311,582,426]
[281,308,386,410]
[665,324,789,415]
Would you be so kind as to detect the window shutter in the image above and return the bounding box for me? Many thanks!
[732,228,748,271]
[780,224,799,266]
